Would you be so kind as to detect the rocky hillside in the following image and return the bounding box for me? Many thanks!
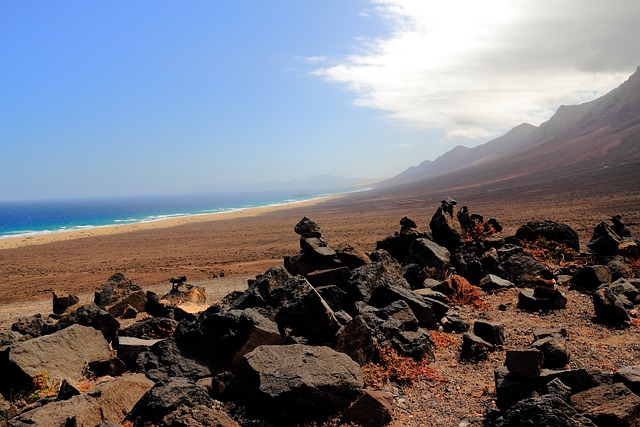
[379,67,640,192]
[1,199,639,426]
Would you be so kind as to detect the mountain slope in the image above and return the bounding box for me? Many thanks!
[379,67,640,192]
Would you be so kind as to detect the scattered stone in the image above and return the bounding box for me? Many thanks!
[518,286,567,311]
[572,265,612,292]
[588,221,621,256]
[474,320,505,346]
[229,344,363,424]
[441,315,470,333]
[10,313,55,338]
[593,287,631,326]
[572,382,640,426]
[505,349,544,379]
[52,290,80,315]
[531,335,570,369]
[533,328,568,340]
[480,274,515,292]
[461,333,494,361]
[341,390,394,427]
[491,394,596,427]
[429,197,466,251]
[614,365,640,396]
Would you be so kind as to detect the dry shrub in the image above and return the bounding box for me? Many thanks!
[430,330,456,349]
[465,221,496,242]
[523,238,576,266]
[362,345,447,390]
[442,274,489,309]
[29,371,59,401]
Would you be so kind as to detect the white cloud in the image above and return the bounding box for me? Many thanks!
[315,0,640,140]
[397,143,411,149]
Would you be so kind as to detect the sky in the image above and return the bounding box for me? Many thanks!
[1,1,639,200]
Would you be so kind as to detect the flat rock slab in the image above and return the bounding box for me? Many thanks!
[8,373,153,427]
[3,324,111,390]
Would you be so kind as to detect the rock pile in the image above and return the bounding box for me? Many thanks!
[1,199,639,426]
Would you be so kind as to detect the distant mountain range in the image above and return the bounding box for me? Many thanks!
[377,67,640,193]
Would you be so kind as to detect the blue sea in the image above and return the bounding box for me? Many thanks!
[0,190,354,239]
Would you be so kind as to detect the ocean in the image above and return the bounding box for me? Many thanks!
[0,190,353,239]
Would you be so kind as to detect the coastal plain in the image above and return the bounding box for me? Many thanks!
[1,183,638,306]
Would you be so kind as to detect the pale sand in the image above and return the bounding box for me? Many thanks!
[0,194,342,251]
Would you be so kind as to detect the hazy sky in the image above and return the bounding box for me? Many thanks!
[2,1,639,200]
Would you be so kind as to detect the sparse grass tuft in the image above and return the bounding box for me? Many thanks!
[523,237,576,266]
[442,274,490,310]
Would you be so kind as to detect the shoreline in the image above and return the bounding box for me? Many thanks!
[0,193,343,251]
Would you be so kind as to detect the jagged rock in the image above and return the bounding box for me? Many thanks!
[301,236,337,258]
[126,377,215,426]
[284,252,341,276]
[607,256,634,281]
[429,197,466,252]
[452,251,483,284]
[491,394,596,427]
[400,216,417,229]
[228,266,291,310]
[0,330,24,349]
[534,328,568,340]
[480,247,500,274]
[413,287,449,304]
[441,315,470,333]
[159,405,240,427]
[593,287,631,326]
[572,383,640,426]
[122,306,138,319]
[614,365,640,395]
[341,390,394,427]
[229,344,363,424]
[119,317,179,340]
[306,266,351,288]
[480,274,515,292]
[294,216,322,238]
[505,349,544,379]
[376,233,422,263]
[10,314,55,338]
[531,335,570,369]
[461,333,494,361]
[404,238,451,279]
[335,244,371,270]
[52,290,79,315]
[572,265,612,292]
[515,220,580,252]
[494,367,536,411]
[474,320,505,346]
[56,379,81,401]
[94,273,145,315]
[1,324,110,395]
[173,307,284,368]
[8,374,153,427]
[538,368,597,394]
[543,378,572,402]
[136,339,213,382]
[117,336,163,370]
[518,286,567,311]
[618,238,639,259]
[497,252,551,287]
[369,282,445,329]
[87,355,126,377]
[346,254,408,304]
[269,276,340,344]
[588,221,621,256]
[54,303,120,343]
[335,315,379,364]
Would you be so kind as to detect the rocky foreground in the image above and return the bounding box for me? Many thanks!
[1,198,639,427]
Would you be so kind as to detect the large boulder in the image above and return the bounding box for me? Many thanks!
[7,374,153,427]
[229,344,363,424]
[614,365,640,395]
[571,383,640,426]
[404,238,451,280]
[52,290,80,315]
[53,303,120,343]
[346,253,408,305]
[490,394,596,427]
[593,287,631,326]
[497,252,551,287]
[294,216,322,238]
[518,286,568,311]
[135,339,213,382]
[572,265,612,292]
[515,220,580,252]
[1,324,111,394]
[94,273,146,316]
[588,221,621,256]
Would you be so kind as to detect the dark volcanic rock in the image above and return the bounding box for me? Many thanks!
[505,349,544,379]
[461,333,494,361]
[593,287,631,326]
[52,290,80,315]
[429,197,466,252]
[572,382,640,426]
[515,220,580,252]
[480,274,515,292]
[119,317,179,340]
[230,344,364,424]
[572,265,612,292]
[127,377,215,426]
[531,335,570,369]
[10,313,55,338]
[474,320,505,347]
[54,303,120,343]
[341,390,394,427]
[491,394,596,427]
[588,221,621,256]
[518,286,567,311]
[335,244,372,270]
[136,339,213,382]
[614,365,640,395]
[294,216,323,238]
[497,252,551,287]
[452,251,483,284]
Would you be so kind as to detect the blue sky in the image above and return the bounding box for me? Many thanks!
[2,1,639,200]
